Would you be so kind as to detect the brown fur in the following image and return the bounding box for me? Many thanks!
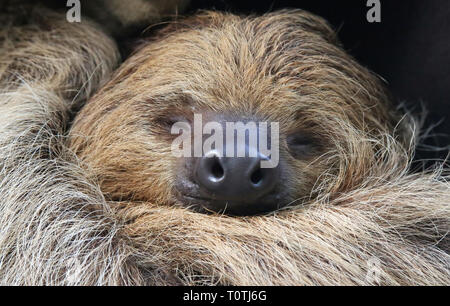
[0,7,448,285]
[69,10,412,210]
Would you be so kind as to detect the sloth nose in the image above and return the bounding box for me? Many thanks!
[194,149,280,215]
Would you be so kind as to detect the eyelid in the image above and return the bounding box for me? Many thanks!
[286,133,318,159]
[287,134,314,146]
[155,115,190,128]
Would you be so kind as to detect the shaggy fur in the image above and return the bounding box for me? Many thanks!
[0,7,448,285]
[69,10,413,213]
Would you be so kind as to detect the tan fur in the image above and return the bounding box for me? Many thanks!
[69,10,413,210]
[0,7,448,285]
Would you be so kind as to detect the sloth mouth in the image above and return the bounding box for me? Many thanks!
[179,194,229,214]
[183,194,214,201]
[177,193,287,216]
[174,172,291,216]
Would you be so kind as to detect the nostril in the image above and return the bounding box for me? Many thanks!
[210,156,224,180]
[250,168,263,185]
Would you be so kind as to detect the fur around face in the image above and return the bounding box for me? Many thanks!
[0,6,448,285]
[69,10,413,213]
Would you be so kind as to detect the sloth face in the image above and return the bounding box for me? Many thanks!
[69,10,400,216]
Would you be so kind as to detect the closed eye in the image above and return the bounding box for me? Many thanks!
[286,134,317,159]
[155,115,189,131]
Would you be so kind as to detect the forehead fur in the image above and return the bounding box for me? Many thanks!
[78,9,399,146]
[100,10,393,132]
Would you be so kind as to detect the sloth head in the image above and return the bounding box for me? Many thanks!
[69,10,408,216]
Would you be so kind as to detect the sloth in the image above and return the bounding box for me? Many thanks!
[68,10,408,216]
[0,5,448,285]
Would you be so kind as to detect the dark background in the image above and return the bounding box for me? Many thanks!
[188,0,450,164]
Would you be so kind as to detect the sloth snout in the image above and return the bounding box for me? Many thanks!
[194,149,280,213]
[173,114,284,216]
